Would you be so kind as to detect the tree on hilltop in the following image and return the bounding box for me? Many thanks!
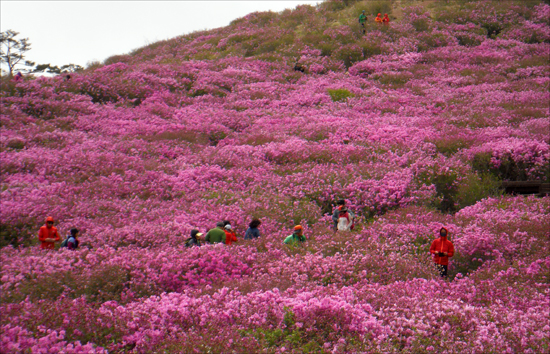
[0,29,34,77]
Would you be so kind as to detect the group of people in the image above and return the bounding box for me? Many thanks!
[37,199,454,278]
[359,11,391,34]
[185,218,262,247]
[38,217,80,250]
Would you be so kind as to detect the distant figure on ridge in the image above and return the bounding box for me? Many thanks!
[336,206,355,232]
[13,72,23,81]
[244,218,262,240]
[205,222,227,244]
[224,223,238,245]
[429,227,455,278]
[358,10,367,34]
[38,216,61,250]
[284,225,306,245]
[382,13,390,24]
[375,13,383,24]
[185,229,203,247]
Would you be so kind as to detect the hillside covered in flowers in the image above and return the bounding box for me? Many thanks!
[1,0,549,352]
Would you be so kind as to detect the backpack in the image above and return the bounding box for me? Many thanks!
[60,236,70,248]
[61,236,78,249]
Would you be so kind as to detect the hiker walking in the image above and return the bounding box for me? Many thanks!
[244,218,262,240]
[336,206,355,232]
[358,10,367,34]
[61,228,80,250]
[224,224,238,245]
[284,225,306,245]
[205,222,227,244]
[375,13,383,24]
[429,227,455,277]
[185,229,203,247]
[38,216,61,250]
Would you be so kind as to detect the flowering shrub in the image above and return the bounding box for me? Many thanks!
[1,0,549,352]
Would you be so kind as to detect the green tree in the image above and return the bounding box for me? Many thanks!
[0,30,34,77]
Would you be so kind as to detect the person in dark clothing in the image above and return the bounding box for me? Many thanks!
[67,228,80,250]
[294,63,305,73]
[186,229,202,247]
[244,218,261,240]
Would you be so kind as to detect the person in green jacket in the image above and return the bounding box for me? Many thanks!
[358,10,367,34]
[205,222,227,244]
[284,225,306,245]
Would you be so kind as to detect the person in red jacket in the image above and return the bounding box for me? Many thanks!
[224,224,238,245]
[429,227,454,277]
[382,13,390,24]
[375,13,383,23]
[38,216,61,250]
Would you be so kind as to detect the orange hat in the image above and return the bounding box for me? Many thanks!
[294,225,303,231]
[46,216,54,222]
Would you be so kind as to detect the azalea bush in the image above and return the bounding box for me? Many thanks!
[1,0,549,353]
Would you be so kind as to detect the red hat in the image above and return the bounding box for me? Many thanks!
[294,225,303,231]
[46,216,54,222]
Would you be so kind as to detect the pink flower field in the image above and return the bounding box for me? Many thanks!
[1,0,549,352]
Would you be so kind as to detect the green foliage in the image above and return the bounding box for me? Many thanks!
[104,54,131,66]
[431,138,471,156]
[360,41,384,58]
[376,72,412,87]
[1,29,33,76]
[412,17,431,32]
[417,170,459,213]
[456,173,503,210]
[363,0,393,16]
[327,88,355,102]
[472,152,550,181]
[0,221,36,248]
[1,264,153,304]
[333,44,363,69]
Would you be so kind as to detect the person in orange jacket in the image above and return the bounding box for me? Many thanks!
[375,13,383,23]
[382,13,390,24]
[224,224,238,245]
[38,216,61,250]
[429,227,454,277]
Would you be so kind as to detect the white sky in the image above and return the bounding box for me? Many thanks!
[1,0,321,70]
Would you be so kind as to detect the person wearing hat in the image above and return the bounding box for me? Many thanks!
[429,227,455,277]
[382,13,390,24]
[284,225,306,245]
[224,224,238,245]
[38,216,61,250]
[205,222,227,244]
[375,13,383,23]
[358,10,367,34]
[186,229,203,247]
